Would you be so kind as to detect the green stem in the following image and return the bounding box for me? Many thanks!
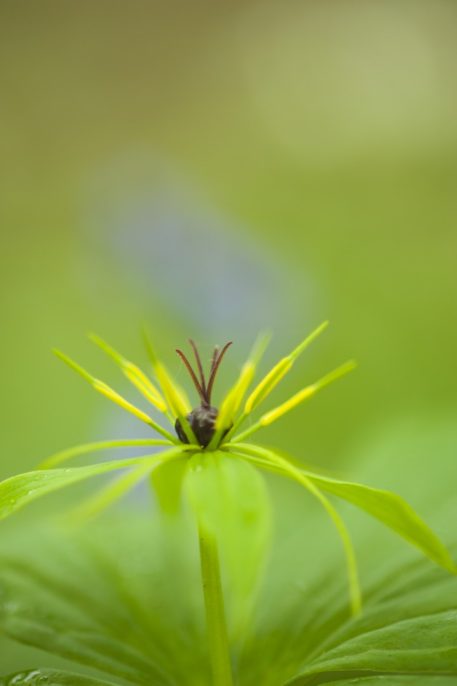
[198,522,234,686]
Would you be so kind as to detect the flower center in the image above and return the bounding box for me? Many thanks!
[174,339,232,447]
[175,406,218,447]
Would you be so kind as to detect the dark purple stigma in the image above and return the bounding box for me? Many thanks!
[174,340,232,447]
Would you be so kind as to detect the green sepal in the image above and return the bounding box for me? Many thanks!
[233,443,457,576]
[0,449,183,521]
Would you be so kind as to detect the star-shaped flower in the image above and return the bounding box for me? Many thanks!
[0,322,454,624]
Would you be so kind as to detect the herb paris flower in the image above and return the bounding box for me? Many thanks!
[0,323,455,686]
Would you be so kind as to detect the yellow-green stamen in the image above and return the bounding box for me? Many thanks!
[90,334,167,412]
[143,330,197,444]
[244,321,329,415]
[234,360,356,442]
[208,332,270,449]
[53,349,176,442]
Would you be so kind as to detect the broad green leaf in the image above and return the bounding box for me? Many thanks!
[0,519,206,686]
[184,451,272,638]
[0,670,119,686]
[232,443,456,575]
[235,420,457,686]
[0,449,182,520]
[287,609,457,685]
[332,679,457,685]
[236,533,457,686]
[302,471,456,574]
[2,516,457,686]
[1,613,168,685]
[1,420,457,686]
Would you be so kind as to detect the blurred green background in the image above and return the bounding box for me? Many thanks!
[1,0,456,674]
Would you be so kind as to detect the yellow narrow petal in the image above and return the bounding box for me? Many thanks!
[56,349,149,423]
[55,348,175,441]
[244,358,292,414]
[124,363,162,401]
[234,360,356,442]
[90,334,166,411]
[142,332,196,442]
[154,362,191,417]
[216,332,270,431]
[93,381,176,441]
[143,330,191,417]
[216,362,255,432]
[244,321,328,415]
[124,366,168,412]
[259,361,356,427]
[260,386,316,425]
[207,333,270,450]
[94,381,157,425]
